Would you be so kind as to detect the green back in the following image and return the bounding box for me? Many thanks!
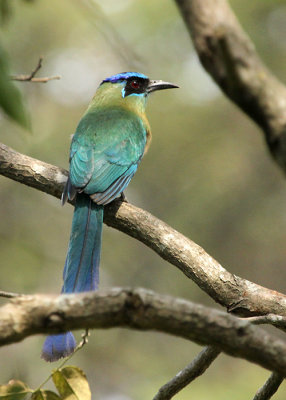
[69,106,147,196]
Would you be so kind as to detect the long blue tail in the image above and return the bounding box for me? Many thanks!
[41,194,103,362]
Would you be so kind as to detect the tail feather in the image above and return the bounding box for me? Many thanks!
[41,332,76,362]
[63,194,103,293]
[42,194,103,362]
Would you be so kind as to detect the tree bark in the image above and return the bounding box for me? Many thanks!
[2,288,286,377]
[1,142,286,320]
[175,0,286,173]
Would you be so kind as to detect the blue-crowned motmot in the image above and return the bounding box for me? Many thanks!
[41,72,178,362]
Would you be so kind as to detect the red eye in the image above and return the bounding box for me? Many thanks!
[130,80,140,89]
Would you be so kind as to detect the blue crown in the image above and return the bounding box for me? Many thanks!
[102,72,148,84]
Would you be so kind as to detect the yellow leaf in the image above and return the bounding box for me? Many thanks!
[0,379,31,399]
[31,390,62,400]
[52,367,91,400]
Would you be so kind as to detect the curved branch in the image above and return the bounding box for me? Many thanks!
[1,142,286,319]
[253,372,284,400]
[243,314,286,330]
[175,0,286,172]
[153,346,220,399]
[2,288,286,376]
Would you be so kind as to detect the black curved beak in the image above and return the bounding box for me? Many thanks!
[147,80,179,94]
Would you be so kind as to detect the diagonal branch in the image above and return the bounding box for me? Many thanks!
[2,288,286,377]
[242,314,286,330]
[153,346,220,400]
[0,290,20,299]
[1,142,286,319]
[253,372,284,400]
[12,57,43,81]
[175,0,286,173]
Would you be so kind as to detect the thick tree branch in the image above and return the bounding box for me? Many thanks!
[175,0,286,172]
[2,142,286,320]
[0,143,67,199]
[2,288,286,377]
[153,346,220,400]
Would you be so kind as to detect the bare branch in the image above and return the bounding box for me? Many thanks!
[2,142,286,320]
[2,288,286,376]
[0,143,67,199]
[19,57,43,80]
[253,372,284,400]
[0,290,21,299]
[11,57,60,83]
[13,76,61,83]
[153,346,220,400]
[243,314,286,330]
[175,0,286,173]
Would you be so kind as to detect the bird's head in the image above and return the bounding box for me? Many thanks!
[91,72,178,114]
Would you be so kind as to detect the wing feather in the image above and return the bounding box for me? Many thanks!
[90,164,137,205]
[65,108,147,203]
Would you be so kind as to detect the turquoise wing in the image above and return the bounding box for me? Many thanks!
[66,108,146,205]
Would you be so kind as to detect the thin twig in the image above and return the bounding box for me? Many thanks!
[153,346,220,400]
[12,75,61,83]
[253,372,284,400]
[26,57,42,80]
[0,290,21,298]
[11,57,60,83]
[14,76,61,83]
[35,329,90,392]
[242,314,286,330]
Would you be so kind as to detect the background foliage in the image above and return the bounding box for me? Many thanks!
[1,0,286,398]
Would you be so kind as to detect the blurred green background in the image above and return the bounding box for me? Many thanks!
[1,0,286,398]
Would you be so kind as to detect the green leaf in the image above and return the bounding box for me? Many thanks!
[31,390,61,400]
[0,379,31,399]
[0,45,31,130]
[52,367,91,400]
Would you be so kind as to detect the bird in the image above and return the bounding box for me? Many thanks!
[41,72,178,362]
